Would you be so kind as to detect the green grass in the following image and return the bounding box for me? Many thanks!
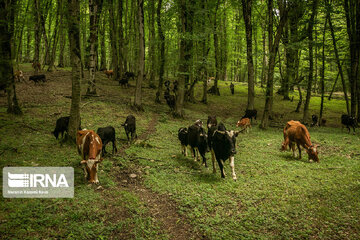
[0,65,359,239]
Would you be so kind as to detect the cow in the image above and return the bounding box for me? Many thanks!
[103,70,114,79]
[241,109,257,122]
[164,88,175,110]
[230,82,234,95]
[32,62,41,72]
[187,123,209,167]
[311,114,318,127]
[321,119,326,126]
[97,126,117,155]
[122,115,137,143]
[124,71,135,80]
[211,124,242,180]
[281,120,301,151]
[236,118,251,133]
[282,121,319,162]
[14,70,25,82]
[207,115,217,129]
[341,114,357,133]
[77,130,103,184]
[178,127,188,156]
[119,77,129,88]
[52,116,81,140]
[29,74,46,84]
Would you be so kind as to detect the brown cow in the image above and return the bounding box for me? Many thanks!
[32,62,41,72]
[103,70,113,79]
[282,121,319,162]
[76,130,103,183]
[14,70,25,82]
[236,118,251,133]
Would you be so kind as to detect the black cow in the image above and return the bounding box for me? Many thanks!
[241,109,257,122]
[122,115,137,142]
[211,123,242,180]
[187,124,209,167]
[52,116,82,139]
[119,77,129,88]
[0,83,6,94]
[311,115,318,127]
[178,127,188,156]
[341,114,357,133]
[230,82,234,95]
[164,88,175,110]
[29,74,46,83]
[97,126,117,155]
[207,115,217,129]
[124,71,135,80]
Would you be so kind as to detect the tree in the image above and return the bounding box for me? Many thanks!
[134,0,144,110]
[67,0,82,141]
[33,0,41,74]
[155,0,165,104]
[242,0,255,110]
[303,0,318,122]
[148,0,156,88]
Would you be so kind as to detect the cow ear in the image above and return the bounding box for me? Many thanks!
[80,160,87,164]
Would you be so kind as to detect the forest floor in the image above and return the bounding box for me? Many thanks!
[0,64,359,239]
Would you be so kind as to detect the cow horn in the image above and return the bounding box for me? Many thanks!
[215,130,226,135]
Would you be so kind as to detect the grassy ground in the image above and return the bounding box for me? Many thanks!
[0,65,359,239]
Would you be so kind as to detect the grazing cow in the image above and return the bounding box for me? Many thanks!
[29,74,46,83]
[321,119,326,126]
[311,114,318,127]
[103,70,114,79]
[32,62,41,72]
[52,116,81,140]
[77,130,103,184]
[281,120,301,151]
[178,127,188,156]
[241,109,257,122]
[236,118,251,133]
[211,125,242,180]
[14,70,25,82]
[119,77,129,88]
[282,121,319,162]
[97,126,117,155]
[230,82,234,95]
[207,115,217,129]
[122,115,137,142]
[187,124,209,167]
[341,114,357,133]
[124,71,135,80]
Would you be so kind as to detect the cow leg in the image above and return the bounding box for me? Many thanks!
[211,149,216,173]
[201,152,207,168]
[229,156,237,181]
[297,143,302,159]
[126,132,130,142]
[217,159,225,178]
[196,148,201,161]
[112,140,117,154]
[83,167,88,180]
[184,145,188,156]
[193,147,199,161]
[95,165,99,184]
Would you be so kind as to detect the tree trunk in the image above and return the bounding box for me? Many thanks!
[1,0,21,114]
[212,0,220,96]
[47,0,62,72]
[319,18,327,125]
[58,19,65,68]
[33,0,41,74]
[108,0,119,80]
[134,0,144,110]
[242,0,255,110]
[67,0,82,141]
[148,0,156,88]
[201,0,210,104]
[99,13,106,71]
[155,0,165,103]
[260,24,267,88]
[87,0,103,95]
[303,0,318,123]
[118,0,124,77]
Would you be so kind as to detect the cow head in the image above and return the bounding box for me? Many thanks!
[214,130,241,156]
[194,119,203,128]
[207,115,217,128]
[306,145,319,162]
[52,130,59,139]
[81,158,103,183]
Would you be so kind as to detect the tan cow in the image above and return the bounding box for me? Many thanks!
[236,118,251,133]
[103,70,114,79]
[14,70,25,82]
[76,130,103,183]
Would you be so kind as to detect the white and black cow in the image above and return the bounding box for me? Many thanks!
[187,123,209,167]
[207,122,227,173]
[211,123,243,180]
[178,127,189,156]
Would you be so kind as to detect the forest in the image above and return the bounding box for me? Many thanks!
[0,0,360,239]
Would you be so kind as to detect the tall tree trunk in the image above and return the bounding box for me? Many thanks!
[47,0,62,72]
[212,0,220,96]
[33,0,41,74]
[303,0,318,122]
[25,27,31,62]
[40,1,51,66]
[108,0,119,80]
[260,0,287,128]
[67,0,82,141]
[319,18,327,125]
[87,0,103,95]
[155,0,165,103]
[260,23,267,88]
[1,0,21,114]
[201,0,210,104]
[148,0,156,88]
[118,0,124,76]
[242,0,255,110]
[99,13,106,71]
[58,19,65,68]
[134,0,144,110]
[326,1,350,114]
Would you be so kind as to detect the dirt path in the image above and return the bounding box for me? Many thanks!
[111,114,207,240]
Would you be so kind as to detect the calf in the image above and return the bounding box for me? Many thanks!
[122,115,136,142]
[211,125,242,180]
[119,77,129,88]
[187,124,209,167]
[14,70,25,82]
[29,74,46,83]
[236,118,251,133]
[77,130,103,183]
[207,115,217,129]
[52,116,81,139]
[241,109,257,122]
[230,82,234,95]
[178,127,188,156]
[32,62,41,72]
[311,114,318,127]
[103,70,113,79]
[341,114,356,133]
[282,121,319,162]
[97,126,117,155]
